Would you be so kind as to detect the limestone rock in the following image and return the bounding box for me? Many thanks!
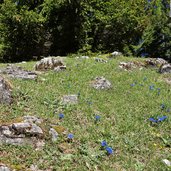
[62,95,78,104]
[25,124,43,137]
[35,57,65,71]
[91,77,112,90]
[162,159,171,166]
[109,51,122,58]
[159,64,171,74]
[23,116,43,124]
[54,65,66,72]
[0,120,44,146]
[80,56,89,59]
[0,164,11,171]
[145,58,168,67]
[94,58,107,63]
[12,122,31,133]
[0,76,12,104]
[49,128,58,142]
[0,65,37,80]
[119,61,144,71]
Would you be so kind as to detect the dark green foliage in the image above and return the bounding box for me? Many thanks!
[0,0,171,61]
[0,0,45,62]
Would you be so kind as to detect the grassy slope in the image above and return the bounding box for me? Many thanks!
[0,56,171,171]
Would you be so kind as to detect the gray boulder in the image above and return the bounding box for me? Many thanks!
[0,65,37,80]
[159,63,171,73]
[35,57,65,71]
[109,51,122,58]
[91,77,112,90]
[49,128,58,142]
[0,76,12,104]
[145,58,168,67]
[0,164,11,171]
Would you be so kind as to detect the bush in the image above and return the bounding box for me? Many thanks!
[0,0,45,62]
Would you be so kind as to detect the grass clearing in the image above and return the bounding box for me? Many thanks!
[0,56,171,170]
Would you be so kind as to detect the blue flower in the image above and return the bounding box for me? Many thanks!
[157,116,167,122]
[149,118,158,123]
[131,83,135,87]
[95,115,101,121]
[149,85,155,90]
[149,116,168,123]
[67,133,74,139]
[106,147,113,155]
[59,113,64,119]
[101,140,107,147]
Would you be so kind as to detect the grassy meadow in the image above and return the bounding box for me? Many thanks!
[0,55,171,171]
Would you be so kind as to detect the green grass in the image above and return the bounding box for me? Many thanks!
[0,56,171,171]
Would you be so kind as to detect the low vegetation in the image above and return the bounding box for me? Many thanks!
[0,55,171,170]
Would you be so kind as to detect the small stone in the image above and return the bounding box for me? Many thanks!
[12,122,31,133]
[49,128,58,142]
[109,51,122,58]
[62,95,78,104]
[94,58,107,63]
[80,56,89,59]
[0,76,12,104]
[91,77,112,90]
[0,164,11,171]
[162,159,171,166]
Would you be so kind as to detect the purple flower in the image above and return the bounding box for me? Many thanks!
[67,133,74,139]
[106,147,113,155]
[149,85,155,90]
[101,140,107,147]
[149,116,168,123]
[131,83,135,87]
[59,113,64,119]
[95,115,101,121]
[157,116,167,122]
[149,118,158,123]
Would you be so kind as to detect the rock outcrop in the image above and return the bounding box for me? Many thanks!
[91,77,112,90]
[35,57,65,71]
[0,65,37,80]
[0,76,12,104]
